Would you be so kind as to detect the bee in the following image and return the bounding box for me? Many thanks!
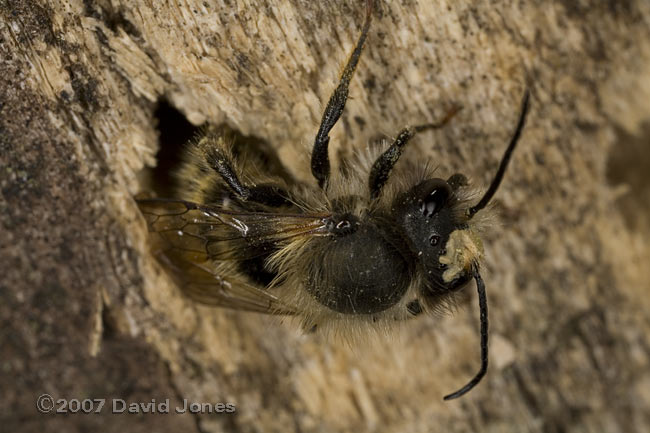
[137,0,530,400]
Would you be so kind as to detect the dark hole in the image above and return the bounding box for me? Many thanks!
[143,99,296,199]
[101,304,118,341]
[607,122,650,234]
[150,99,201,196]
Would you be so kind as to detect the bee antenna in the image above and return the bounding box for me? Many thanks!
[443,271,488,401]
[468,90,530,218]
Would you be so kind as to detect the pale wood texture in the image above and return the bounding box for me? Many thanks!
[2,1,650,432]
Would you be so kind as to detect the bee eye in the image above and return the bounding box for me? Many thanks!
[419,187,450,217]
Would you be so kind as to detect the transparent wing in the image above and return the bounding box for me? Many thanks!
[137,198,331,315]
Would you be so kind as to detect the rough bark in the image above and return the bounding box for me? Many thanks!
[2,0,650,432]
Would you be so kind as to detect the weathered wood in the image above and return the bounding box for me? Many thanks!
[2,1,650,432]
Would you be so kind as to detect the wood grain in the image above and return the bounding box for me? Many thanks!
[2,1,650,431]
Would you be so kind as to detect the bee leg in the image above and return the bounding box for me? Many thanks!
[368,127,416,199]
[388,300,423,322]
[247,184,292,207]
[368,105,462,199]
[311,0,374,189]
[204,147,290,207]
[406,299,424,317]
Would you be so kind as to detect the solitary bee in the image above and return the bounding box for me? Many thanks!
[138,0,530,400]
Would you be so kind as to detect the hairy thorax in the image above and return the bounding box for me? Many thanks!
[303,213,411,315]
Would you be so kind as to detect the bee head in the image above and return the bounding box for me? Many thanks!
[391,91,531,300]
[393,176,477,294]
[391,91,529,401]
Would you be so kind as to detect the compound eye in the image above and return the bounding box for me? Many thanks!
[419,181,451,217]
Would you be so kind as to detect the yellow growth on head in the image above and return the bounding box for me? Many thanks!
[439,228,484,283]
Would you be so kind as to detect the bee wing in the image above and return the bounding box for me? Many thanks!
[137,198,330,315]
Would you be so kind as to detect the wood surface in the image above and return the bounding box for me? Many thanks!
[2,1,650,432]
